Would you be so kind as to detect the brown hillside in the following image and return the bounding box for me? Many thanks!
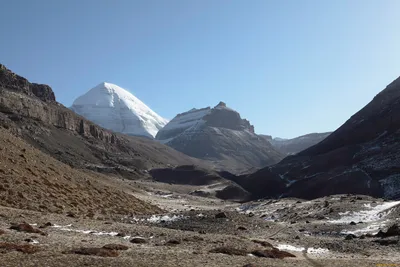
[0,127,161,216]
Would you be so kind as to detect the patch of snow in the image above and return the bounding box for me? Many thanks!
[157,108,211,138]
[341,221,389,235]
[277,244,305,252]
[307,247,329,254]
[277,244,329,254]
[92,231,119,236]
[147,215,186,223]
[52,224,72,228]
[328,201,400,224]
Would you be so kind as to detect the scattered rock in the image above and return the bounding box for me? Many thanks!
[295,236,300,240]
[166,239,181,245]
[10,223,46,236]
[243,264,258,267]
[0,229,5,235]
[66,211,76,218]
[0,242,39,254]
[103,244,129,250]
[248,212,255,217]
[251,249,296,259]
[215,212,228,219]
[306,221,310,224]
[209,247,248,256]
[373,239,399,246]
[67,247,119,257]
[375,224,400,238]
[350,221,357,226]
[252,240,273,248]
[130,237,147,244]
[345,234,356,240]
[116,233,126,237]
[39,222,53,228]
[237,226,247,231]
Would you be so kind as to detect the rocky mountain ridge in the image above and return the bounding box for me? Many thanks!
[156,102,283,173]
[261,132,332,155]
[235,75,400,200]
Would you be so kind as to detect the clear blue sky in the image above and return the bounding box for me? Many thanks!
[1,0,400,138]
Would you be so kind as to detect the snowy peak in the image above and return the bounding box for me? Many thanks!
[156,102,254,141]
[71,82,168,138]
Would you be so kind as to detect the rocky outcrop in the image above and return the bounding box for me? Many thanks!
[0,64,206,175]
[0,64,55,102]
[156,102,283,173]
[238,75,400,200]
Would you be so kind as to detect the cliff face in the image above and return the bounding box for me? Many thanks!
[0,64,206,175]
[0,64,55,102]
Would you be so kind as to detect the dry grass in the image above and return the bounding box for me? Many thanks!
[0,128,161,217]
[209,246,249,256]
[66,247,119,257]
[102,244,129,251]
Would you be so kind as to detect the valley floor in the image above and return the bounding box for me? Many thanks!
[0,180,399,267]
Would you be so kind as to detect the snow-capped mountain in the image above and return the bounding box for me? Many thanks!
[260,132,332,155]
[156,102,283,173]
[71,82,168,138]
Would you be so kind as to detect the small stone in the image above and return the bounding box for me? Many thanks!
[166,239,181,245]
[215,212,228,219]
[237,226,247,231]
[66,211,76,218]
[350,221,357,226]
[295,236,300,240]
[345,234,356,240]
[130,237,147,244]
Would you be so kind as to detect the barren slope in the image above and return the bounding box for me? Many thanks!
[0,127,160,216]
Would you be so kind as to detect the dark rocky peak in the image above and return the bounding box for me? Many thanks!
[203,102,255,133]
[299,75,400,157]
[0,64,55,102]
[215,101,227,108]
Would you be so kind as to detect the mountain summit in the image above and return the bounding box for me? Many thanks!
[156,102,283,173]
[71,82,168,138]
